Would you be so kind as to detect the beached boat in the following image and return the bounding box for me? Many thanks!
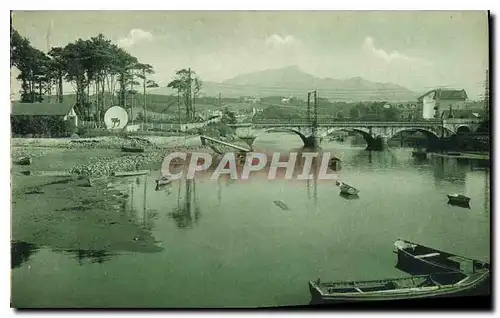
[447,194,471,205]
[113,170,150,177]
[121,146,145,153]
[17,156,31,165]
[393,239,490,276]
[336,181,359,195]
[308,270,489,304]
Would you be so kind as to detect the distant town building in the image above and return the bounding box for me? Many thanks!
[281,97,291,104]
[417,89,468,119]
[243,96,261,104]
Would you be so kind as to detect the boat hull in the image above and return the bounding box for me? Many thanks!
[121,147,145,153]
[447,196,470,204]
[339,185,359,195]
[394,239,489,275]
[309,273,490,304]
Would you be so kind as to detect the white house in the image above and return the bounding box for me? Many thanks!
[417,89,468,119]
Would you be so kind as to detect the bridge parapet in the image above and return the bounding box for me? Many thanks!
[231,120,446,128]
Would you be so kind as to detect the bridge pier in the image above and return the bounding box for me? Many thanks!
[366,136,388,151]
[238,136,257,148]
[304,135,319,148]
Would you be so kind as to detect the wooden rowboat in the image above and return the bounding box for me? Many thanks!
[121,146,144,153]
[393,239,489,276]
[113,170,150,177]
[155,177,172,191]
[309,270,489,304]
[336,181,359,195]
[447,194,471,206]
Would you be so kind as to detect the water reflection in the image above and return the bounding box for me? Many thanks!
[11,241,38,269]
[339,193,359,200]
[64,249,113,265]
[347,150,398,168]
[120,175,159,228]
[432,156,467,184]
[169,178,201,229]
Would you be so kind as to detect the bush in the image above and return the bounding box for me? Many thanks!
[11,115,71,137]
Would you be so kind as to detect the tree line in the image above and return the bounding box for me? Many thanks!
[11,28,159,122]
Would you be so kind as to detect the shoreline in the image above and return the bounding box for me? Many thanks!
[429,152,490,161]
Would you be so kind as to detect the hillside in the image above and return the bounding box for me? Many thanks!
[150,66,418,102]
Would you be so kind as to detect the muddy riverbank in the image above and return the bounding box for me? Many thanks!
[10,137,215,254]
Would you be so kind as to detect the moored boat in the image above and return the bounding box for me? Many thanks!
[121,146,145,153]
[113,170,150,177]
[447,194,471,205]
[336,181,359,195]
[155,176,172,190]
[393,239,489,275]
[329,157,341,171]
[309,269,489,304]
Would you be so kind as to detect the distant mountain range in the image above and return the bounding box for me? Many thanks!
[150,66,419,102]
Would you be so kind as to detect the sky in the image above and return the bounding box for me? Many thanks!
[11,11,489,99]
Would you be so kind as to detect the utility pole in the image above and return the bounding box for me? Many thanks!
[177,89,181,133]
[219,92,222,106]
[484,69,489,115]
[307,92,311,129]
[187,68,192,122]
[143,68,147,129]
[313,90,318,138]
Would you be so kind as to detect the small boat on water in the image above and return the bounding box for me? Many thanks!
[336,181,359,195]
[308,270,489,304]
[447,194,471,206]
[121,146,145,153]
[155,176,172,191]
[329,158,341,171]
[412,150,427,159]
[273,200,289,211]
[393,239,489,276]
[17,156,31,165]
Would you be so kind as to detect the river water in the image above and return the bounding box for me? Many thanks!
[11,133,490,308]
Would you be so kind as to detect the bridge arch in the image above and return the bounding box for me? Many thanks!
[456,125,472,133]
[243,127,311,148]
[321,127,376,147]
[387,127,442,141]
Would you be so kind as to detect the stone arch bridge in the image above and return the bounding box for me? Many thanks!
[231,119,481,150]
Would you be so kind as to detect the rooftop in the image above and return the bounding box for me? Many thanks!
[11,101,75,116]
[418,89,468,101]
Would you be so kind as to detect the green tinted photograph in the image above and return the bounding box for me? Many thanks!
[10,10,491,309]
